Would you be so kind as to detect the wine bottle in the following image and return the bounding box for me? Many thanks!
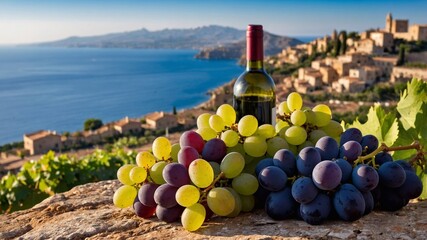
[233,24,276,125]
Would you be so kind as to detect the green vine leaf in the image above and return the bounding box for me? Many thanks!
[397,78,427,130]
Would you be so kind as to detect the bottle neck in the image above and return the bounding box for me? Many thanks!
[246,25,264,71]
[246,60,264,70]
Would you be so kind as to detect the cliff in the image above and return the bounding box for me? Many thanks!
[1,180,426,239]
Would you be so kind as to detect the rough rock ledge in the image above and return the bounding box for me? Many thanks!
[1,180,426,240]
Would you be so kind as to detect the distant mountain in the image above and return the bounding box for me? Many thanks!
[37,25,303,59]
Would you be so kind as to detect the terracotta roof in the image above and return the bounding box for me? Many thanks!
[306,72,323,78]
[25,130,59,140]
[145,111,172,121]
[115,117,140,127]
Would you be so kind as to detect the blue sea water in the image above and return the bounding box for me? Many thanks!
[0,47,243,145]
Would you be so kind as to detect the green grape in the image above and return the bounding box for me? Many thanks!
[209,114,225,133]
[225,187,242,217]
[152,137,171,160]
[113,185,137,208]
[117,164,135,185]
[309,129,327,144]
[240,194,255,212]
[129,166,147,184]
[275,120,289,133]
[188,159,214,188]
[209,161,221,178]
[297,141,314,152]
[231,173,259,196]
[256,124,276,139]
[181,203,206,231]
[278,101,291,115]
[220,152,245,179]
[304,108,316,125]
[278,125,290,139]
[136,151,156,169]
[238,115,258,137]
[217,104,236,127]
[196,127,217,141]
[320,120,343,137]
[149,161,167,184]
[284,126,307,146]
[176,185,200,207]
[313,104,332,127]
[197,113,211,129]
[243,136,267,157]
[227,142,244,155]
[207,187,235,216]
[290,110,306,126]
[221,130,239,147]
[287,144,298,156]
[242,156,258,175]
[266,136,289,157]
[170,143,181,162]
[287,92,303,111]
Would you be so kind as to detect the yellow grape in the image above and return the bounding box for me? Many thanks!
[275,120,289,133]
[290,110,306,126]
[181,203,206,231]
[320,120,343,137]
[149,161,167,184]
[129,166,147,184]
[278,101,291,115]
[117,164,135,185]
[188,159,214,188]
[217,104,236,127]
[313,104,332,127]
[113,185,137,208]
[243,136,267,157]
[196,127,217,141]
[209,114,225,133]
[176,185,200,207]
[152,137,171,160]
[238,115,258,137]
[197,113,211,129]
[287,92,303,111]
[136,151,156,169]
[256,124,276,139]
[304,108,316,125]
[266,136,289,156]
[220,152,245,179]
[221,130,239,147]
[170,143,181,162]
[284,126,307,145]
[207,187,235,216]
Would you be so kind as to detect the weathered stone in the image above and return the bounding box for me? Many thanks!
[0,180,426,239]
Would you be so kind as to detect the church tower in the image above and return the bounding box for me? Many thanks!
[386,13,393,33]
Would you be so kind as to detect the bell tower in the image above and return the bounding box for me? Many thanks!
[386,13,393,33]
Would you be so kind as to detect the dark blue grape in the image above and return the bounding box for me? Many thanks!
[273,149,297,177]
[374,152,393,166]
[395,160,415,173]
[315,136,339,160]
[334,158,352,183]
[361,191,374,215]
[339,140,362,163]
[379,187,409,211]
[255,158,274,177]
[156,205,184,223]
[333,183,365,221]
[296,147,321,177]
[352,164,379,192]
[378,162,406,188]
[265,187,297,220]
[300,193,331,225]
[162,163,190,187]
[339,128,363,146]
[312,160,342,191]
[153,183,178,208]
[291,177,318,204]
[138,182,159,207]
[370,185,381,207]
[258,166,288,192]
[254,185,271,209]
[360,134,379,155]
[396,171,423,200]
[202,138,227,163]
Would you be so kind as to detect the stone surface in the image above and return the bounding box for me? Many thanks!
[1,180,426,239]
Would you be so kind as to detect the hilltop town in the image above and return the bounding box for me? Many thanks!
[1,13,426,172]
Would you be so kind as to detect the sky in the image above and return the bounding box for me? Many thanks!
[1,0,426,44]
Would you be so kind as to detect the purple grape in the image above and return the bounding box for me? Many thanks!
[258,166,288,192]
[202,138,227,163]
[255,158,274,177]
[300,193,331,225]
[153,183,178,208]
[339,140,362,163]
[396,171,423,200]
[155,205,184,223]
[178,146,199,168]
[334,158,352,183]
[360,134,379,155]
[180,130,205,154]
[254,185,271,209]
[133,198,156,219]
[315,136,339,160]
[395,160,415,173]
[352,164,379,192]
[291,177,318,204]
[296,147,321,177]
[138,182,159,207]
[265,187,297,220]
[333,183,365,221]
[162,162,190,188]
[374,152,393,166]
[361,191,374,215]
[312,160,342,191]
[379,187,408,211]
[339,128,363,146]
[273,149,297,177]
[378,162,406,188]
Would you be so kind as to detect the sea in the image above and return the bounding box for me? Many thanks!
[0,47,243,145]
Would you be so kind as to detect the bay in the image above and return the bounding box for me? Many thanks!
[0,47,242,145]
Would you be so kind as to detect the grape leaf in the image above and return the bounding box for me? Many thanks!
[397,79,427,130]
[347,104,399,147]
[417,168,427,200]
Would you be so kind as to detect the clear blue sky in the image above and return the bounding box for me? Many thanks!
[1,0,426,44]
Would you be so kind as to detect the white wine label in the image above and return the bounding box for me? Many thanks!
[271,107,276,126]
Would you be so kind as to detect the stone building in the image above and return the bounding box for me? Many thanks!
[114,117,142,135]
[370,31,394,51]
[373,56,399,80]
[24,130,62,155]
[145,112,178,130]
[332,77,365,93]
[385,13,427,41]
[391,67,427,83]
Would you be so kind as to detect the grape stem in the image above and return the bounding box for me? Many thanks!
[202,172,225,193]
